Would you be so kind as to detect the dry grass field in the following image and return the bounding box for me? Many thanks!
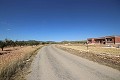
[57,44,120,71]
[0,45,43,80]
[59,44,120,55]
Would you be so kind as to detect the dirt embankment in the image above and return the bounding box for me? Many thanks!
[57,45,120,71]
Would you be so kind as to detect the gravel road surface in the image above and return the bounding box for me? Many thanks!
[26,45,120,80]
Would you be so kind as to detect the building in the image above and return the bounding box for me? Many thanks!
[87,36,120,44]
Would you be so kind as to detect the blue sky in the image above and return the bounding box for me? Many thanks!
[0,0,120,41]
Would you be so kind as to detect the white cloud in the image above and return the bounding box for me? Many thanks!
[7,29,11,31]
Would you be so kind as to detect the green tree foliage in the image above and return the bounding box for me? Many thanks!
[0,41,6,51]
[61,40,87,44]
[0,39,59,51]
[0,39,42,51]
[15,40,40,47]
[27,40,40,46]
[5,39,15,47]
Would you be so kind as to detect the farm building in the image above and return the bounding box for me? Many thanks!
[87,36,120,44]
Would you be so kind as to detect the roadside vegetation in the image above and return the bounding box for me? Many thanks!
[0,39,44,80]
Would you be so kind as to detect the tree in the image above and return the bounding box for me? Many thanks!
[27,40,40,46]
[5,39,14,47]
[0,41,6,51]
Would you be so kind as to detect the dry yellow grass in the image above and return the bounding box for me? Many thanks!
[0,45,42,80]
[57,44,120,71]
[59,44,120,55]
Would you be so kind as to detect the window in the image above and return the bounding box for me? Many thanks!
[107,38,112,41]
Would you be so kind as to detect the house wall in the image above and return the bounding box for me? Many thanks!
[105,37,114,44]
[115,36,120,44]
[87,38,95,44]
[92,38,95,43]
[95,39,105,44]
[87,36,120,44]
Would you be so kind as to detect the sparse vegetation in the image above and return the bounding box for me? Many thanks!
[60,40,87,44]
[59,44,120,54]
[0,45,43,80]
[0,38,44,80]
[0,39,41,50]
[57,44,120,71]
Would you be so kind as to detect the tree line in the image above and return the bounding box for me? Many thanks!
[0,39,87,51]
[60,40,87,44]
[0,39,41,51]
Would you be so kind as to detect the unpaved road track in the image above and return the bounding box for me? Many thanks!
[26,45,120,80]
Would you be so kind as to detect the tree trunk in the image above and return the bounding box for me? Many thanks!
[2,47,3,51]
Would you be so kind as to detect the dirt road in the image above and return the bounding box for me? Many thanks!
[26,45,120,80]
